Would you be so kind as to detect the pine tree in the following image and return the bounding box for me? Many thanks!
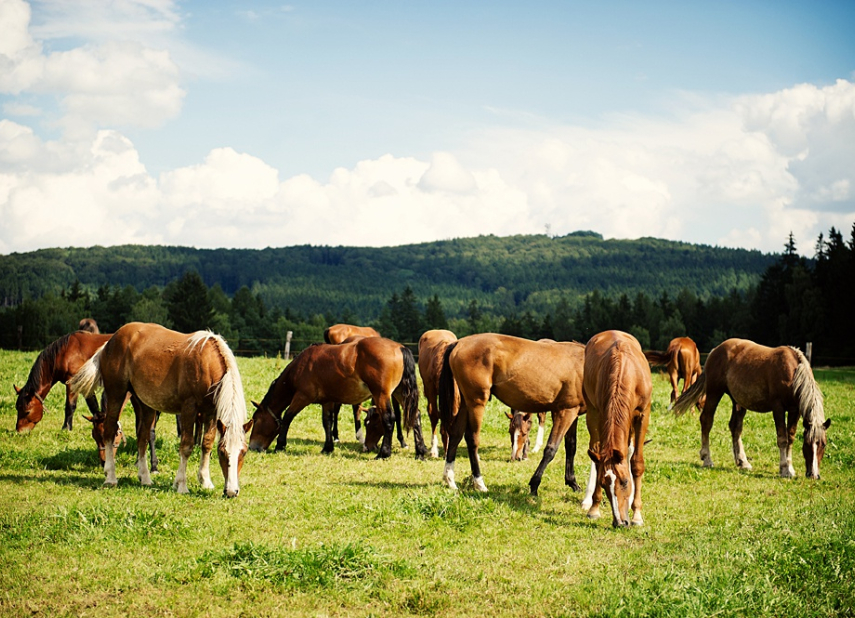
[165,271,214,333]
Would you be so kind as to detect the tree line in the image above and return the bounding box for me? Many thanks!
[1,225,852,364]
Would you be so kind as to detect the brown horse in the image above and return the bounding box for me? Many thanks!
[644,336,702,405]
[507,410,547,461]
[438,333,586,495]
[672,338,830,479]
[14,331,112,432]
[248,337,427,459]
[418,329,458,458]
[78,318,100,334]
[324,325,382,445]
[83,398,161,472]
[68,322,252,497]
[583,330,651,527]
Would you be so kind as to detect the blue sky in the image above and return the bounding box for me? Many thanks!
[1,0,854,254]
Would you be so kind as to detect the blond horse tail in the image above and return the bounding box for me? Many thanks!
[672,372,706,416]
[67,343,107,397]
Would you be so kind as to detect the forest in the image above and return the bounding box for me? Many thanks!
[1,226,852,364]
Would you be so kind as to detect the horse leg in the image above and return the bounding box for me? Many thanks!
[699,390,723,468]
[581,459,598,511]
[669,368,679,405]
[529,407,578,496]
[464,409,488,492]
[728,402,752,470]
[174,403,197,494]
[427,398,440,458]
[63,388,78,431]
[532,412,546,453]
[131,398,157,486]
[563,415,581,491]
[584,407,603,520]
[353,404,364,445]
[443,401,468,490]
[774,407,795,478]
[391,398,408,449]
[100,387,126,488]
[149,411,160,473]
[321,403,336,453]
[630,413,649,526]
[196,413,217,490]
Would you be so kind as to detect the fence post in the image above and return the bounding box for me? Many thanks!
[805,342,813,365]
[284,331,293,360]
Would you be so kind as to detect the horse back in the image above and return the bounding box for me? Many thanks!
[418,330,457,396]
[57,332,112,380]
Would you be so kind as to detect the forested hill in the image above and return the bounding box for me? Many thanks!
[0,232,773,320]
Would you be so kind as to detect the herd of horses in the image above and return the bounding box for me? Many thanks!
[13,318,830,525]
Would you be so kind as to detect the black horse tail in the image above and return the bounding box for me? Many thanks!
[438,341,460,428]
[323,327,332,344]
[672,372,706,416]
[400,346,420,431]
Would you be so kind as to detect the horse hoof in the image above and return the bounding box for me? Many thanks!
[586,510,601,520]
[103,481,117,488]
[566,480,582,492]
[581,500,593,511]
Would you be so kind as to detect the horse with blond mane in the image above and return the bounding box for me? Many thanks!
[672,338,830,479]
[68,322,252,497]
[583,330,651,527]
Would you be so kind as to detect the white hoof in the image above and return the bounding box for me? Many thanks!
[472,476,488,492]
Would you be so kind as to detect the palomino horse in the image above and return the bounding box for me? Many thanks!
[644,337,702,405]
[248,337,427,460]
[438,334,586,495]
[14,331,112,432]
[324,324,382,445]
[418,329,458,458]
[68,322,252,497]
[583,330,651,527]
[672,338,830,479]
[507,410,547,461]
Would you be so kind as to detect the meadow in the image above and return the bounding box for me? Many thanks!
[1,348,853,617]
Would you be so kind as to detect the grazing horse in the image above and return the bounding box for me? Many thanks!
[78,318,100,334]
[438,334,586,495]
[418,329,458,458]
[583,330,651,527]
[644,337,702,405]
[14,331,112,432]
[68,322,252,497]
[324,324,382,445]
[672,338,830,479]
[507,410,547,461]
[248,337,427,460]
[83,401,161,472]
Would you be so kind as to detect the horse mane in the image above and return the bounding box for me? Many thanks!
[22,333,74,394]
[187,331,248,450]
[789,347,826,440]
[602,341,631,456]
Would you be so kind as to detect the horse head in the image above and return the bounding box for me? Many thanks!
[82,413,125,467]
[14,384,46,433]
[248,398,280,452]
[506,410,533,461]
[589,446,633,528]
[217,418,253,498]
[362,405,382,452]
[803,418,831,479]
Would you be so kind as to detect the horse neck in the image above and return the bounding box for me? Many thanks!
[24,351,57,397]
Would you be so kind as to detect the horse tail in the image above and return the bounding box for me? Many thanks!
[644,350,670,366]
[67,343,107,398]
[323,327,333,344]
[790,348,826,440]
[399,346,420,431]
[672,372,706,416]
[438,341,460,427]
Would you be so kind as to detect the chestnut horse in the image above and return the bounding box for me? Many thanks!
[14,331,112,432]
[68,323,252,497]
[83,401,161,472]
[583,330,651,527]
[438,334,586,495]
[248,337,427,460]
[78,318,100,334]
[507,410,547,461]
[672,338,830,479]
[324,324,382,444]
[644,336,701,405]
[418,329,458,458]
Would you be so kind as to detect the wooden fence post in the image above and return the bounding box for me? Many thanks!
[284,331,293,360]
[806,342,813,365]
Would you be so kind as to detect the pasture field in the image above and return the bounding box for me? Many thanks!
[1,348,853,617]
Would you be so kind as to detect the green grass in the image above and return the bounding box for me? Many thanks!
[1,349,853,617]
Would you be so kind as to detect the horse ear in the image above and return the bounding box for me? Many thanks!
[13,384,21,394]
[217,419,226,435]
[243,419,254,434]
[251,400,260,410]
[82,414,95,423]
[587,448,601,463]
[505,410,514,420]
[823,419,831,429]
